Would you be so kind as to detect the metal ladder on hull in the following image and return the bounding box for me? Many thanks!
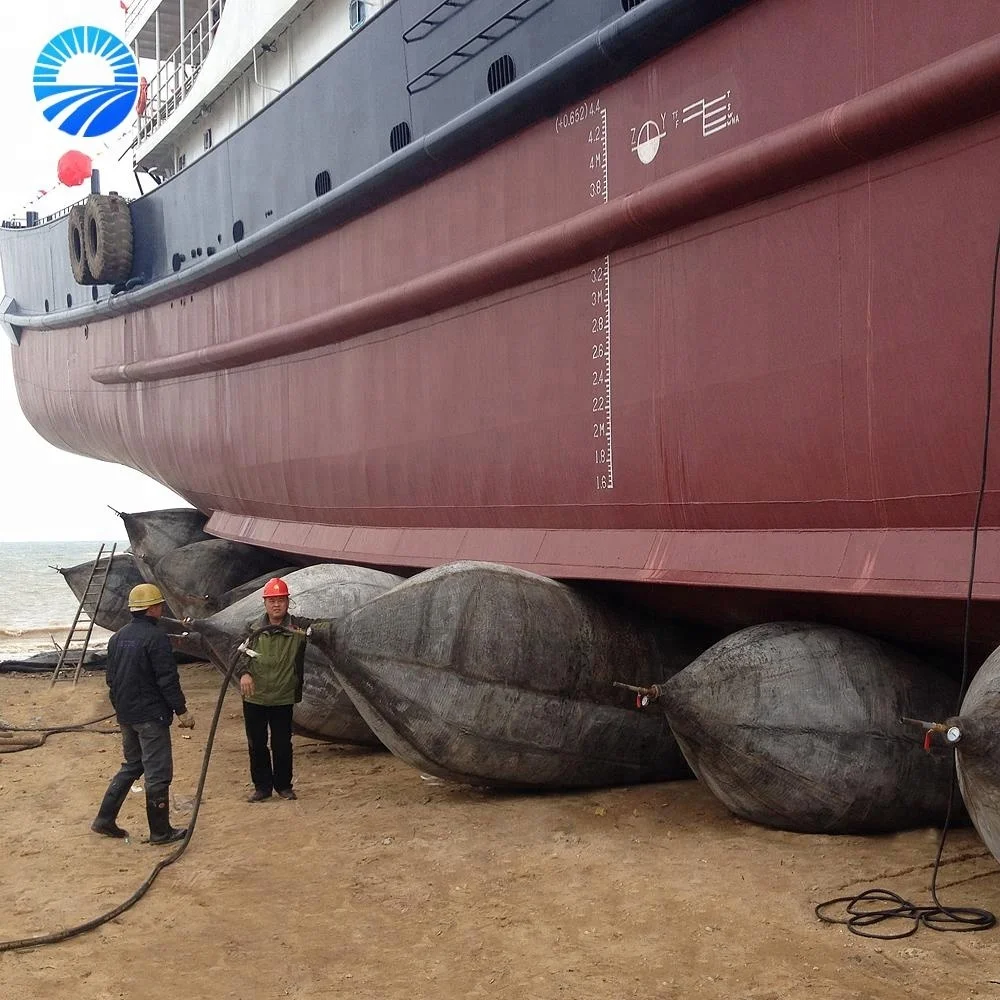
[50,542,116,686]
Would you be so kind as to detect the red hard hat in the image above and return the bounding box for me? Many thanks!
[261,577,289,598]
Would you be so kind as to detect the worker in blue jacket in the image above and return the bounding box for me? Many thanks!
[91,584,195,844]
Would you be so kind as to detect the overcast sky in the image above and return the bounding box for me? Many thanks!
[0,0,186,542]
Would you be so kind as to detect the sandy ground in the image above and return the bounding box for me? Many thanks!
[2,664,1000,1000]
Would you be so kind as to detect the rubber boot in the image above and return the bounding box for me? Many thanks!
[91,773,134,838]
[146,785,186,845]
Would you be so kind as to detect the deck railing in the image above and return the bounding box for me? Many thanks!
[124,0,161,37]
[1,192,136,231]
[1,198,84,229]
[137,0,226,147]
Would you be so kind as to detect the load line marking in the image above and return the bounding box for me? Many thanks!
[602,107,613,489]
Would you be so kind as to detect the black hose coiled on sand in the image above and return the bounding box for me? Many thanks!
[815,770,996,938]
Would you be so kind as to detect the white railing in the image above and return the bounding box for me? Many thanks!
[124,0,162,40]
[1,195,130,230]
[136,0,226,146]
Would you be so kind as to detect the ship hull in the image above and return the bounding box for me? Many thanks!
[9,0,1000,655]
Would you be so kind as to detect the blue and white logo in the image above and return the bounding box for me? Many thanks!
[33,26,138,138]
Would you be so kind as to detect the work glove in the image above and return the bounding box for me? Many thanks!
[177,711,196,729]
[306,620,333,640]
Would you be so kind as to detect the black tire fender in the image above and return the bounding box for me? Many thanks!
[67,203,94,285]
[84,194,134,284]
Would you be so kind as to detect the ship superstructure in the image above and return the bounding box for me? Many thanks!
[125,0,390,179]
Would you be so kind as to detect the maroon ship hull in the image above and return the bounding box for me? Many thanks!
[11,0,1000,655]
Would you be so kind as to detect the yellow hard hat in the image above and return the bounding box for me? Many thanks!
[128,583,165,611]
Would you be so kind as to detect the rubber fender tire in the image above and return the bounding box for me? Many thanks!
[84,194,134,284]
[67,203,94,285]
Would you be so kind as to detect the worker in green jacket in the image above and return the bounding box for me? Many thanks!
[235,577,330,802]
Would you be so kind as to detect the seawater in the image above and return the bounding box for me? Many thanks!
[0,540,121,655]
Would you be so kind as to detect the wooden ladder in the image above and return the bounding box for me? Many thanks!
[51,542,117,686]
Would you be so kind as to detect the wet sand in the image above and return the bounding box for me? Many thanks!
[2,663,1000,999]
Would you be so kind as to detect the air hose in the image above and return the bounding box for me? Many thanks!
[815,222,1000,938]
[0,713,117,754]
[0,657,237,952]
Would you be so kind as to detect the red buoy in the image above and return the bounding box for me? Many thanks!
[57,150,92,187]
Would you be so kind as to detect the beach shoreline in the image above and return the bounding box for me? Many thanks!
[0,539,126,649]
[0,625,114,659]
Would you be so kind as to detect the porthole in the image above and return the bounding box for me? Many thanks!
[44,299,50,312]
[172,252,186,273]
[621,0,644,8]
[233,220,245,242]
[487,54,516,94]
[315,170,332,197]
[390,122,411,153]
[66,293,73,308]
[92,286,99,301]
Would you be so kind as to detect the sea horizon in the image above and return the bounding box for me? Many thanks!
[1,540,122,655]
[0,536,130,545]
